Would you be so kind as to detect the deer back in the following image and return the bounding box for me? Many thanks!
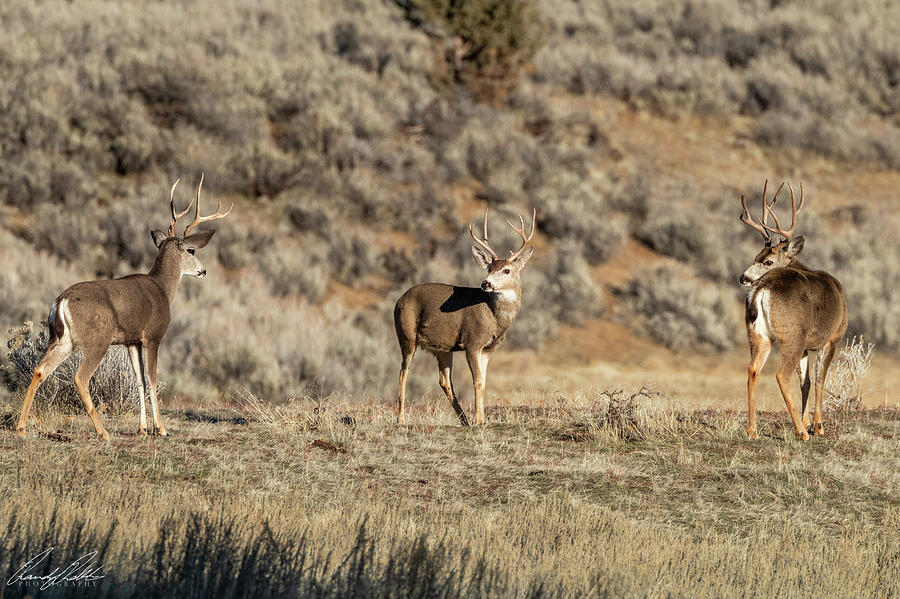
[746,265,847,350]
[57,275,171,347]
[395,283,511,353]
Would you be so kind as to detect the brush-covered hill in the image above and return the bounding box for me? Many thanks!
[1,0,898,403]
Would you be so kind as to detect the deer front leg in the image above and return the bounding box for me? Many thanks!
[746,332,772,440]
[127,344,148,435]
[144,342,167,436]
[16,341,73,437]
[466,349,490,426]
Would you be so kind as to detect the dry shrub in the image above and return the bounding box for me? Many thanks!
[622,264,738,351]
[560,386,659,443]
[4,322,143,416]
[399,0,544,102]
[535,174,627,264]
[507,242,604,349]
[825,336,875,413]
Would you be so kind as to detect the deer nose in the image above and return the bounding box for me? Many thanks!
[481,280,493,291]
[739,274,750,285]
[198,268,207,277]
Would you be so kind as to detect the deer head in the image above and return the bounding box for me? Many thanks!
[150,175,233,278]
[739,180,805,286]
[469,208,535,296]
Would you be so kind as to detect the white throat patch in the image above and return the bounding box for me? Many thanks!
[491,289,518,302]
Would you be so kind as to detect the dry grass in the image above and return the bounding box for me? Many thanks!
[1,392,898,597]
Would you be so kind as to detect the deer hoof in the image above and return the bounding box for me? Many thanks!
[156,427,168,437]
[746,426,759,440]
[15,427,27,439]
[797,430,810,441]
[137,428,148,436]
[98,431,110,441]
[397,413,406,425]
[813,423,825,436]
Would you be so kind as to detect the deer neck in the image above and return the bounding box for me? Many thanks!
[487,285,521,330]
[148,246,183,302]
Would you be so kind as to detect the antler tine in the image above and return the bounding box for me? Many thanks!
[761,181,786,234]
[167,178,194,237]
[507,208,536,259]
[760,181,804,241]
[469,209,499,260]
[740,192,771,242]
[183,174,234,237]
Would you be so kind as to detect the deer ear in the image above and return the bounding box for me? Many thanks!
[786,236,804,257]
[472,245,493,269]
[183,229,215,249]
[513,245,534,267]
[151,229,170,248]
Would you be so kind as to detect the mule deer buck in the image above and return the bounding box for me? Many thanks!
[394,209,535,426]
[739,180,847,440]
[16,176,231,440]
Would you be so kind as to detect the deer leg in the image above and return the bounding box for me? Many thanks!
[74,346,111,441]
[746,333,772,440]
[775,345,810,441]
[813,341,838,436]
[397,345,416,424]
[127,344,148,435]
[466,349,490,426]
[797,350,811,430]
[435,351,469,426]
[144,342,167,436]
[16,340,73,437]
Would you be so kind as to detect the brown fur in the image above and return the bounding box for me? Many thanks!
[743,249,848,440]
[16,220,220,440]
[394,227,533,426]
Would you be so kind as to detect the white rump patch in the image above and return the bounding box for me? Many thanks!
[55,298,75,351]
[750,289,774,341]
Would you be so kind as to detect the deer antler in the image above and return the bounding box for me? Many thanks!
[167,178,194,237]
[760,182,803,242]
[183,174,233,237]
[469,209,499,260]
[506,208,536,260]
[740,180,798,244]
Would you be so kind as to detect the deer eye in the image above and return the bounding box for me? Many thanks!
[187,248,196,255]
[763,259,773,266]
[503,268,510,274]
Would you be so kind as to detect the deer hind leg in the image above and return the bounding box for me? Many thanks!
[16,340,74,437]
[775,345,810,441]
[813,341,838,436]
[797,350,811,431]
[746,332,772,440]
[466,349,490,426]
[397,344,416,424]
[144,342,167,436]
[435,351,469,426]
[127,344,148,435]
[74,345,111,441]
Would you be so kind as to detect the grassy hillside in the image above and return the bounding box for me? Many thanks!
[1,400,898,597]
[0,0,897,402]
